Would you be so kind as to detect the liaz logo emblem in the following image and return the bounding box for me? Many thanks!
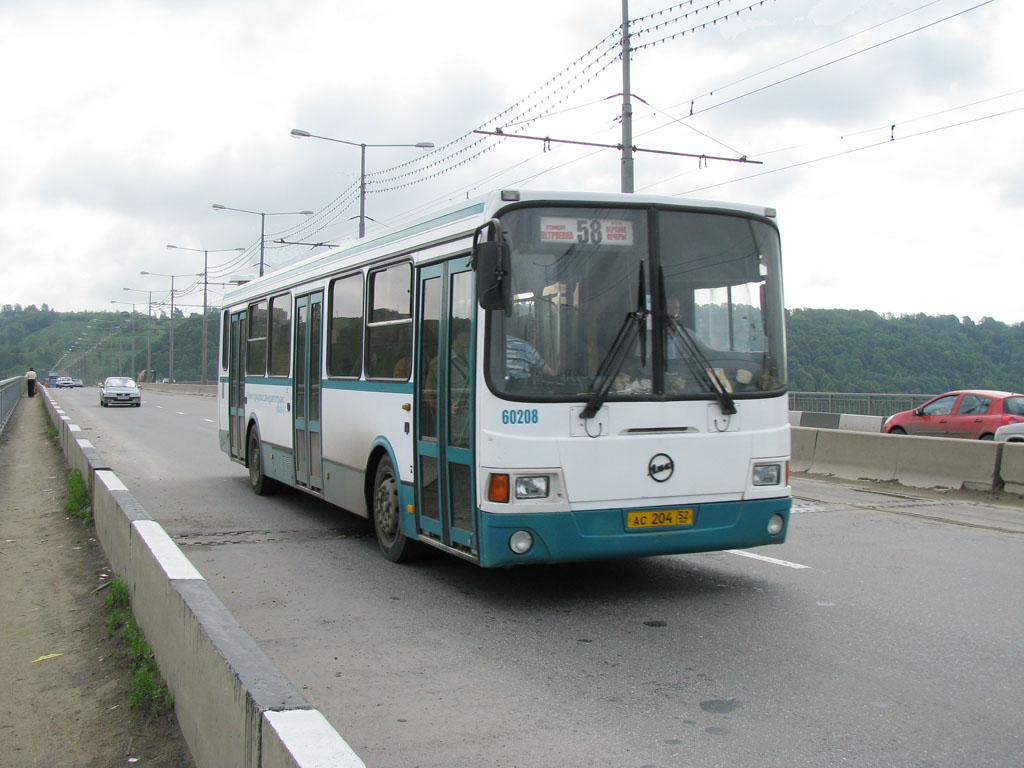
[648,453,674,483]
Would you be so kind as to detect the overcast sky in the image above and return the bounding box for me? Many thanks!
[2,0,1020,325]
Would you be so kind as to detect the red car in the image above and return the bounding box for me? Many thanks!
[882,390,1024,440]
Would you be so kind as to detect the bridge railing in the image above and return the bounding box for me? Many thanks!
[0,376,24,438]
[789,391,933,418]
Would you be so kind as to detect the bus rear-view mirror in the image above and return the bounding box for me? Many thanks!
[474,239,509,311]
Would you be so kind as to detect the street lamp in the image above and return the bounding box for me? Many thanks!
[110,300,138,378]
[211,205,313,277]
[290,128,434,238]
[123,287,155,379]
[166,244,244,384]
[140,270,201,384]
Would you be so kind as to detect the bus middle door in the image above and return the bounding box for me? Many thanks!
[293,292,324,493]
[416,258,476,558]
[228,309,247,461]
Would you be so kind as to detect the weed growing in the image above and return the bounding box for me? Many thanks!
[43,409,58,443]
[104,576,175,716]
[65,468,91,525]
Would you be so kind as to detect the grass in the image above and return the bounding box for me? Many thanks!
[104,576,175,716]
[44,397,175,719]
[43,407,58,443]
[65,468,91,525]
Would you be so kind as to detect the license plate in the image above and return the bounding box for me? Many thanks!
[626,508,694,529]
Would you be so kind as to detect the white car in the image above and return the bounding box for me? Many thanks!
[100,377,141,407]
[994,422,1024,442]
[56,376,74,388]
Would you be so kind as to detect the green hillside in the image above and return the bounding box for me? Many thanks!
[3,303,1023,394]
[1,303,215,384]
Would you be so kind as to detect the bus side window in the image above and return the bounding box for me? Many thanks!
[268,293,291,377]
[246,299,268,376]
[328,273,364,378]
[366,263,412,379]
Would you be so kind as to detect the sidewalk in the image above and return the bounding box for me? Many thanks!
[0,396,190,767]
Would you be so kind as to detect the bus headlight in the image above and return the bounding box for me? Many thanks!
[752,463,782,486]
[515,476,550,499]
[767,514,786,536]
[509,530,534,554]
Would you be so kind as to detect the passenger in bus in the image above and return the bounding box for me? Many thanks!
[392,355,411,379]
[424,330,471,402]
[505,321,554,378]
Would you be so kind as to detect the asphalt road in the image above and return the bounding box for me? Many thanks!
[51,387,1024,767]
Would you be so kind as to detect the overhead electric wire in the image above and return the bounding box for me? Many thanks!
[664,103,1024,196]
[654,0,997,125]
[658,0,948,115]
[631,0,776,52]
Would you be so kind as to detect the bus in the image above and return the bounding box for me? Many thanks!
[218,189,790,567]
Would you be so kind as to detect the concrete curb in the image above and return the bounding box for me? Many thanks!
[42,391,365,768]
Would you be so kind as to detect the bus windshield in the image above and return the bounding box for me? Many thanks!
[484,205,787,402]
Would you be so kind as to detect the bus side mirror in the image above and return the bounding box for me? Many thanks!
[472,221,509,311]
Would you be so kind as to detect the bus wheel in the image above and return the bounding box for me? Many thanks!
[372,456,420,563]
[247,428,275,496]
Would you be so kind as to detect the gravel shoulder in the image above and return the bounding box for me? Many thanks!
[0,396,191,767]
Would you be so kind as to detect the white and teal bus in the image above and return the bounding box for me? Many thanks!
[218,190,790,567]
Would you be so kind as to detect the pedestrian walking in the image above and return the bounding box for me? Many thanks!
[25,367,37,397]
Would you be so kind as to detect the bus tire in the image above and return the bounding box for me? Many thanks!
[247,427,275,496]
[372,456,420,563]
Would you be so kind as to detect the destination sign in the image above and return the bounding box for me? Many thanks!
[539,217,635,246]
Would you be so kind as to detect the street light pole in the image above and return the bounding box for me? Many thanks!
[620,0,634,193]
[358,144,367,238]
[140,270,200,383]
[166,245,244,384]
[211,205,313,277]
[124,288,154,378]
[290,129,434,238]
[110,300,137,377]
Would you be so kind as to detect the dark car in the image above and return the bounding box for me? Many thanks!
[882,389,1024,440]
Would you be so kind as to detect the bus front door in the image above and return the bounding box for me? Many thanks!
[293,292,324,493]
[416,258,476,558]
[228,309,247,461]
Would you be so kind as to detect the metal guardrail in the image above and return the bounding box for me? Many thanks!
[1,376,23,438]
[789,391,933,418]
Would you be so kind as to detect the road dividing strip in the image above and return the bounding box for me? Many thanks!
[726,549,811,569]
[264,710,367,768]
[133,520,205,581]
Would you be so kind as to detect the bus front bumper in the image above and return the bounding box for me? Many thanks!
[476,496,791,567]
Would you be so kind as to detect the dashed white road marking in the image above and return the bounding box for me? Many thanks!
[203,418,215,423]
[725,550,811,569]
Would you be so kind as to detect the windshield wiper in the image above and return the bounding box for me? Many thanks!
[582,261,647,419]
[660,268,736,415]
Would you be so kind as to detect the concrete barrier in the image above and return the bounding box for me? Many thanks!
[42,390,364,768]
[790,422,1008,492]
[790,410,884,432]
[998,443,1024,495]
[893,434,1000,491]
[804,427,898,483]
[838,414,885,432]
[141,382,217,397]
[789,426,817,473]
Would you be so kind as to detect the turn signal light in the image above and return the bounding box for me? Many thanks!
[488,473,510,503]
